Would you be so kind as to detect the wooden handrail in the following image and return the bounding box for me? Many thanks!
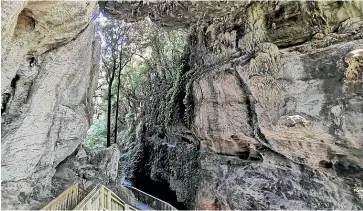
[125,185,177,211]
[73,184,138,211]
[41,183,87,210]
[42,182,177,211]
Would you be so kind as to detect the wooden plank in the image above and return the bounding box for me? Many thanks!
[100,186,104,209]
[107,189,112,210]
[41,183,79,210]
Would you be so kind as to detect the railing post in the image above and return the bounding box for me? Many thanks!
[75,183,79,207]
[107,187,112,210]
[100,186,105,209]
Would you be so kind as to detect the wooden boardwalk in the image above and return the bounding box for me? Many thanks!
[41,182,177,211]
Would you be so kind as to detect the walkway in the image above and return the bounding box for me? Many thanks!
[41,181,177,210]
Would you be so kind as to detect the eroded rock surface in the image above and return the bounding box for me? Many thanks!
[1,1,363,210]
[1,1,99,209]
[51,144,136,208]
[196,151,361,210]
[106,1,363,209]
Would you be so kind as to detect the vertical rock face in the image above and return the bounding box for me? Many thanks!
[188,2,363,209]
[1,1,362,210]
[1,1,99,209]
[106,1,363,209]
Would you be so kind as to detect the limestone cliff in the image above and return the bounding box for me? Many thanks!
[106,1,363,209]
[1,1,363,210]
[1,1,99,209]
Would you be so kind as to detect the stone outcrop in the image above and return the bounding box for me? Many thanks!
[1,1,362,210]
[196,150,361,210]
[104,1,251,29]
[51,144,136,208]
[105,1,363,209]
[1,1,99,209]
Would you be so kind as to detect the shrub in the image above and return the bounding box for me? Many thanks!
[84,120,107,150]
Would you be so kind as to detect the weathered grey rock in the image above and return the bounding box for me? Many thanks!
[277,115,309,127]
[187,26,363,209]
[192,70,258,156]
[1,1,362,210]
[112,1,363,210]
[196,151,362,210]
[88,144,121,183]
[105,1,251,29]
[51,144,136,207]
[1,1,99,209]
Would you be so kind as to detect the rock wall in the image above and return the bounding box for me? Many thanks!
[107,1,363,209]
[188,2,363,208]
[196,150,361,210]
[51,144,136,208]
[186,0,363,170]
[1,1,362,210]
[1,1,99,209]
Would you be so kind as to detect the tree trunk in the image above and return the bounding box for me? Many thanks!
[107,59,116,147]
[106,76,113,147]
[114,45,123,144]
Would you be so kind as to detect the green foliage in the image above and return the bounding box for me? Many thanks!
[119,151,132,173]
[135,121,144,140]
[183,79,194,126]
[164,70,182,125]
[90,18,189,151]
[124,64,149,94]
[120,151,132,161]
[113,24,187,134]
[84,120,107,150]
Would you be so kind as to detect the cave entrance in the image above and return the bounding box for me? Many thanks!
[132,175,187,210]
[84,5,189,209]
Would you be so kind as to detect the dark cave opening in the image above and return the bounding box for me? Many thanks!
[319,160,333,169]
[158,132,165,139]
[130,140,188,210]
[133,175,187,210]
[2,74,20,114]
[11,74,20,89]
[1,93,11,114]
[178,87,187,121]
[236,150,250,160]
[28,57,36,67]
